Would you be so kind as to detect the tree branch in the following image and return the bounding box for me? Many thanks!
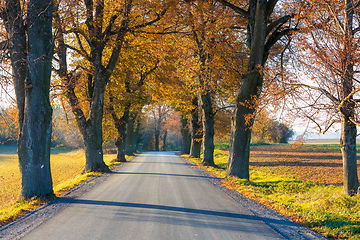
[291,84,340,104]
[0,40,8,51]
[131,8,167,30]
[216,0,249,18]
[338,87,360,111]
[64,43,91,62]
[266,0,279,19]
[103,14,119,43]
[266,15,292,37]
[305,115,340,134]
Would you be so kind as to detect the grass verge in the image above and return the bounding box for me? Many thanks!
[0,147,131,226]
[184,147,360,239]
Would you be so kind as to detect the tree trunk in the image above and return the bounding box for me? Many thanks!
[83,117,110,172]
[227,72,261,179]
[340,115,359,195]
[190,97,202,158]
[114,121,127,162]
[155,129,160,151]
[180,114,191,154]
[125,116,137,155]
[115,130,126,162]
[339,0,359,195]
[109,96,130,162]
[226,1,267,179]
[17,0,54,198]
[200,92,215,166]
[161,130,167,151]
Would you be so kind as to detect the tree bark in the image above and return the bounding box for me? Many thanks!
[161,130,167,151]
[155,128,160,151]
[111,102,130,162]
[6,0,54,198]
[115,126,126,162]
[227,72,262,179]
[190,97,202,158]
[200,91,215,166]
[340,115,359,195]
[180,114,191,154]
[125,115,137,155]
[339,0,359,195]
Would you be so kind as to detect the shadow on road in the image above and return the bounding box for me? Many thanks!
[111,171,217,179]
[55,197,296,229]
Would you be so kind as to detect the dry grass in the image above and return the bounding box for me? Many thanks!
[0,147,117,211]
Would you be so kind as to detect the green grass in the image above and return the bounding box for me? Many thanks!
[185,145,360,239]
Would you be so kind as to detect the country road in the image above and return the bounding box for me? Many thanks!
[1,152,326,240]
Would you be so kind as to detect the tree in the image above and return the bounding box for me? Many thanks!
[152,103,170,151]
[1,0,54,198]
[218,0,297,179]
[125,111,141,155]
[251,110,293,143]
[54,0,167,172]
[105,57,156,162]
[291,0,360,195]
[180,113,191,154]
[189,97,202,158]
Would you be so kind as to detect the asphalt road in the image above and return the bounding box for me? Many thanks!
[11,152,323,240]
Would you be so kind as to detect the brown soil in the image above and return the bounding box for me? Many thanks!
[249,145,360,186]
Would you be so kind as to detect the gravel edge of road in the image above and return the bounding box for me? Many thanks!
[0,154,327,240]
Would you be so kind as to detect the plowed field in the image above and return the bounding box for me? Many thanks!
[250,144,360,185]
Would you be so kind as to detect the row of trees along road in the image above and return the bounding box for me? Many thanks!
[0,0,359,199]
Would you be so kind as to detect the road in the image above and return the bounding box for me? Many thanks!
[12,152,322,239]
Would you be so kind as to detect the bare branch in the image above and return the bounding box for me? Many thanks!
[324,1,345,34]
[291,84,340,104]
[305,114,340,134]
[214,105,235,116]
[0,40,8,51]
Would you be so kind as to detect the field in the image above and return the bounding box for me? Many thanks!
[0,146,117,225]
[250,144,355,186]
[187,143,360,239]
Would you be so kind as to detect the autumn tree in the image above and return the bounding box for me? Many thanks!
[180,114,191,154]
[104,42,157,162]
[251,110,293,143]
[152,103,170,151]
[125,111,141,155]
[163,0,240,165]
[290,0,360,195]
[54,0,168,172]
[0,0,54,198]
[0,106,18,144]
[218,0,298,179]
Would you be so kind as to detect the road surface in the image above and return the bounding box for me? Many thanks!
[3,152,325,239]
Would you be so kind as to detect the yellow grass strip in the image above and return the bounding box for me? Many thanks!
[0,148,126,226]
